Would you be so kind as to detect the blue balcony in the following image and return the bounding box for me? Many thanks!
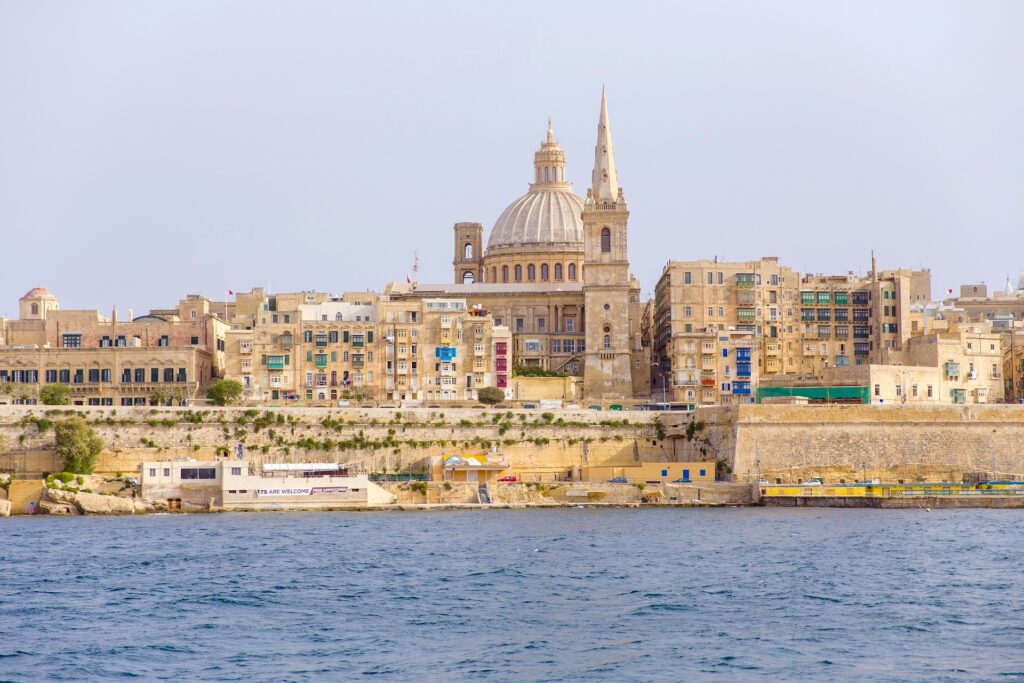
[736,362,752,378]
[733,381,751,396]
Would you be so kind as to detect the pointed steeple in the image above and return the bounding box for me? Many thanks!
[591,87,620,204]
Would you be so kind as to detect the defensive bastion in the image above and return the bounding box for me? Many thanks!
[665,404,1024,484]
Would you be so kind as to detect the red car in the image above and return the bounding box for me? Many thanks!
[497,475,518,483]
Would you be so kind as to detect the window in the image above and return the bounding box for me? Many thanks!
[554,263,563,280]
[62,334,82,348]
[684,306,692,317]
[568,263,577,281]
[927,385,933,398]
[527,264,535,281]
[707,272,713,285]
[717,272,723,285]
[514,265,522,281]
[874,384,880,396]
[537,318,546,332]
[600,227,611,252]
[541,264,549,280]
[190,336,199,345]
[603,335,611,349]
[564,317,575,333]
[464,242,473,259]
[231,467,242,476]
[180,468,217,480]
[684,271,692,285]
[502,265,509,282]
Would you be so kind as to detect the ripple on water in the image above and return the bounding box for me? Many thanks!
[2,509,1024,682]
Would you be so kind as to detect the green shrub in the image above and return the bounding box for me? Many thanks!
[55,418,103,474]
[206,379,244,406]
[40,384,70,405]
[477,387,505,405]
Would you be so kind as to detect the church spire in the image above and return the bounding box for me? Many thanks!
[591,87,620,204]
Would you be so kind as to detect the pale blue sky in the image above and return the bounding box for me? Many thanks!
[2,1,1022,317]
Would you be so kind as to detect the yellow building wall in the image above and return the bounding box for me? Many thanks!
[9,480,46,513]
[584,461,715,483]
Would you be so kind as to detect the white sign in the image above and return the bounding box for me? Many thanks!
[256,486,349,497]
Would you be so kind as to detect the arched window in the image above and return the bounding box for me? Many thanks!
[601,227,611,253]
[544,168,549,183]
[502,265,509,282]
[335,312,343,321]
[541,264,549,280]
[568,263,577,281]
[536,167,541,184]
[514,265,522,282]
[554,263,563,280]
[527,264,535,281]
[491,267,497,283]
[463,271,475,284]
[464,243,473,260]
[31,303,39,315]
[603,335,611,350]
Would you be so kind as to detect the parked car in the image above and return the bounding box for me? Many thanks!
[337,400,351,408]
[497,475,518,483]
[802,478,824,486]
[607,476,629,484]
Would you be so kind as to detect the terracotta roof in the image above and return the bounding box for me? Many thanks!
[20,287,56,300]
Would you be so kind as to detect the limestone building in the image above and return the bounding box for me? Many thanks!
[652,255,931,406]
[390,91,646,399]
[0,288,225,405]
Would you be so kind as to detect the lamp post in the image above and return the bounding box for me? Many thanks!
[650,361,667,407]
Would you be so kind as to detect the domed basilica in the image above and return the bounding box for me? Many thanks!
[388,91,646,399]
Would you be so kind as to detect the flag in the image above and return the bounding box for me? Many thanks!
[946,288,953,295]
[227,289,235,296]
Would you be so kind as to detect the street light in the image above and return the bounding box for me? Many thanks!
[650,361,667,407]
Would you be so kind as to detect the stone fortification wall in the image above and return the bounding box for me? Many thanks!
[0,406,665,477]
[697,404,1024,483]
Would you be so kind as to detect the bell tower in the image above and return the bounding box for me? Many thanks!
[452,222,483,284]
[582,89,635,399]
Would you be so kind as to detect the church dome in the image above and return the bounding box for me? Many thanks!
[20,287,56,300]
[486,120,585,252]
[488,188,585,250]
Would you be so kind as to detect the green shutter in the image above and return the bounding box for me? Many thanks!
[306,351,313,362]
[331,351,337,362]
[343,331,350,343]
[367,331,374,343]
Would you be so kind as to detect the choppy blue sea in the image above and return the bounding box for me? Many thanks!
[2,508,1024,682]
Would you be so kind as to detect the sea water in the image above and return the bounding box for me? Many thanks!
[2,508,1023,682]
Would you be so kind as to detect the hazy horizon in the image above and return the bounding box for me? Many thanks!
[2,1,1022,318]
